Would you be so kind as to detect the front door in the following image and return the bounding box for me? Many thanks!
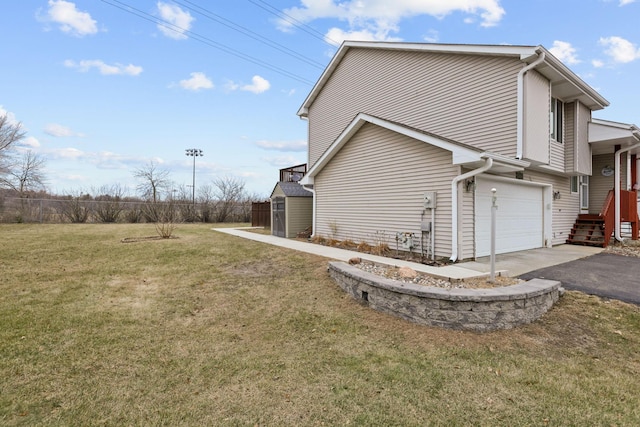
[580,176,589,213]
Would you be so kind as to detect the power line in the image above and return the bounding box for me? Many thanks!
[246,0,341,47]
[99,0,316,85]
[174,0,325,69]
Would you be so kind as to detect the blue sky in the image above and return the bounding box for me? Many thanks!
[1,0,639,197]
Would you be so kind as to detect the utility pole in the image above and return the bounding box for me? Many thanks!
[185,148,203,207]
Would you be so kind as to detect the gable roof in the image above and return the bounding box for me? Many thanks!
[271,181,313,197]
[299,113,529,185]
[297,41,609,117]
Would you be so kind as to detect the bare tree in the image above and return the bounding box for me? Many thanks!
[58,191,92,223]
[133,161,171,203]
[197,184,215,223]
[0,151,47,195]
[93,184,126,223]
[213,176,245,223]
[0,114,26,180]
[239,191,265,223]
[0,114,25,156]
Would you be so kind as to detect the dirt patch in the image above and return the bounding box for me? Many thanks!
[120,236,179,243]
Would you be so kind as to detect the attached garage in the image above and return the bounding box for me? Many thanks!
[475,176,548,257]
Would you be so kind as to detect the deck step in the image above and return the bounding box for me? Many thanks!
[566,217,606,248]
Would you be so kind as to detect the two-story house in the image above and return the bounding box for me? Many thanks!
[297,41,639,261]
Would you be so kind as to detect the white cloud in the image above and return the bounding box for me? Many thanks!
[549,40,580,65]
[44,123,85,137]
[280,0,505,43]
[620,0,636,5]
[21,137,41,148]
[64,59,143,76]
[179,72,214,91]
[599,36,640,63]
[262,155,305,167]
[43,0,98,37]
[52,147,85,159]
[241,76,271,94]
[156,2,194,40]
[325,27,402,45]
[592,59,605,68]
[224,80,240,91]
[256,139,307,152]
[0,106,19,125]
[423,29,439,43]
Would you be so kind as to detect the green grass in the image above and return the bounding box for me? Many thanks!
[1,223,639,426]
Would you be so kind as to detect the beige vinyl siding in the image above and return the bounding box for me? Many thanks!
[548,141,565,172]
[286,197,313,238]
[564,102,576,172]
[576,102,592,175]
[564,101,592,175]
[523,70,550,164]
[314,123,458,258]
[590,154,626,214]
[271,186,285,197]
[308,48,522,167]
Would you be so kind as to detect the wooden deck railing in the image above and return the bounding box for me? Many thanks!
[599,189,639,244]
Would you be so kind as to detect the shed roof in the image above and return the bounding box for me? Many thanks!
[271,181,313,198]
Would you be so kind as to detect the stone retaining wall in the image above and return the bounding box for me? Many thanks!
[328,261,564,332]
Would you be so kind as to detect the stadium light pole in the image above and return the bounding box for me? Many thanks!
[185,148,203,207]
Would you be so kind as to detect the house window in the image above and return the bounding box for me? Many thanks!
[570,176,578,193]
[550,97,563,143]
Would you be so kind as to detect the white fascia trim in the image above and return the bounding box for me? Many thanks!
[540,47,609,109]
[297,41,539,118]
[302,113,484,181]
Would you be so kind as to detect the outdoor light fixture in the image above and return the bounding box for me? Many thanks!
[185,148,204,207]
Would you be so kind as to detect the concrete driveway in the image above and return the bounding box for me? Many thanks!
[519,252,640,305]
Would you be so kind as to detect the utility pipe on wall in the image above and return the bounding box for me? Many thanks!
[450,157,493,262]
[614,140,640,242]
[516,50,546,160]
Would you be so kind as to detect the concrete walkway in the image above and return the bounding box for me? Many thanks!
[213,227,603,280]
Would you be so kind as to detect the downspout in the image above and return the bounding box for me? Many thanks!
[614,138,640,242]
[516,50,546,159]
[304,184,317,238]
[450,157,493,262]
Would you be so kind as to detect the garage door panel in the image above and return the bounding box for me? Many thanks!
[475,177,543,257]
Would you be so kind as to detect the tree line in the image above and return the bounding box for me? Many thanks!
[0,114,266,224]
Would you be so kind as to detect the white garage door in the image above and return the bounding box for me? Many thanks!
[475,177,544,257]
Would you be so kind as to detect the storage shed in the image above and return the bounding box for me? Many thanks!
[270,181,313,238]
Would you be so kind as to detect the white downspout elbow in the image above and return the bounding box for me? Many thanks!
[304,184,317,238]
[516,50,546,160]
[614,141,640,242]
[450,157,493,262]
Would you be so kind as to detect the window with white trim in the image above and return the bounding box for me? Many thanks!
[570,176,578,193]
[550,97,563,143]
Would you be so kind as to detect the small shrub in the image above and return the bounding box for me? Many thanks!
[311,235,327,245]
[340,239,357,249]
[357,241,372,253]
[372,243,390,256]
[327,238,340,247]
